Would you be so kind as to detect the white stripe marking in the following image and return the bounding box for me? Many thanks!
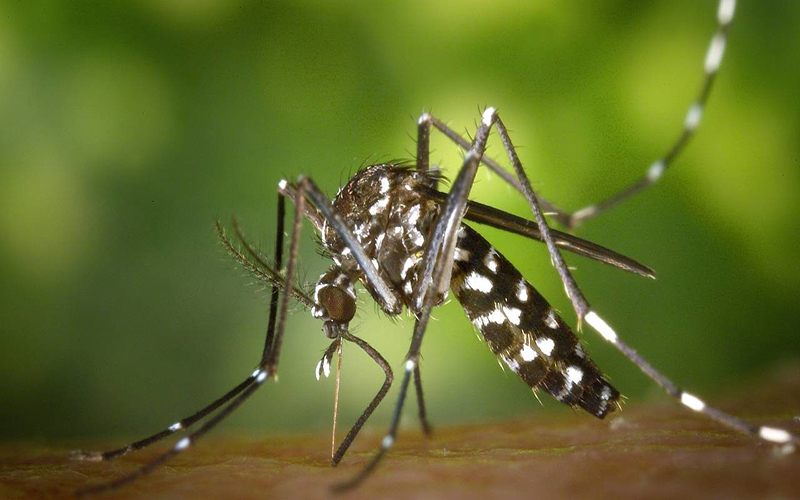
[566,366,584,385]
[405,359,416,372]
[718,0,736,25]
[487,308,506,325]
[382,435,394,449]
[535,337,555,356]
[482,107,497,126]
[175,437,191,451]
[647,160,665,182]
[585,311,618,344]
[516,280,528,302]
[464,272,493,293]
[520,344,538,362]
[256,370,268,383]
[502,355,520,372]
[454,247,471,262]
[503,306,522,325]
[704,33,727,73]
[169,422,182,432]
[684,104,703,131]
[759,426,792,444]
[544,310,558,329]
[680,392,706,412]
[369,196,389,215]
[483,249,499,273]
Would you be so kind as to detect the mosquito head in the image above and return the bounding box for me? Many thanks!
[318,285,356,323]
[312,269,358,339]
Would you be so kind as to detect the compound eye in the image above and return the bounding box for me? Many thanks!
[317,286,356,324]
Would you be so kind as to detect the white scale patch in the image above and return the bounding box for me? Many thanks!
[759,426,792,444]
[566,366,583,385]
[544,310,558,329]
[169,422,182,432]
[704,33,726,73]
[502,306,522,325]
[354,223,368,239]
[401,256,416,279]
[502,355,520,372]
[483,249,499,273]
[536,337,555,356]
[520,344,538,362]
[516,280,528,302]
[680,392,706,412]
[380,176,390,194]
[454,247,471,262]
[464,272,493,293]
[410,228,425,247]
[406,204,421,225]
[684,103,703,131]
[174,437,191,451]
[369,196,390,215]
[487,308,506,325]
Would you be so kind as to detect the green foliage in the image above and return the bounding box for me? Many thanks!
[1,1,798,440]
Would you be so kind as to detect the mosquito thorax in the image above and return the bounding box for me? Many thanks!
[315,164,443,317]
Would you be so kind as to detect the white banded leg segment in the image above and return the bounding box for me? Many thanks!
[169,422,183,432]
[718,0,736,25]
[482,106,498,126]
[174,437,191,451]
[684,104,703,131]
[704,33,727,73]
[585,311,618,344]
[680,392,706,412]
[759,426,792,444]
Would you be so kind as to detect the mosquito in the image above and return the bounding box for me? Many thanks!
[73,0,797,495]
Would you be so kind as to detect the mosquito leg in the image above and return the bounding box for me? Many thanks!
[293,178,402,315]
[425,1,736,230]
[76,179,306,496]
[566,0,736,228]
[416,112,431,174]
[424,113,569,224]
[331,332,394,466]
[336,108,498,491]
[413,365,433,436]
[493,114,591,321]
[72,197,291,466]
[580,311,799,447]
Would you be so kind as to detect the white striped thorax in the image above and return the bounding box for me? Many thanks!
[314,164,445,322]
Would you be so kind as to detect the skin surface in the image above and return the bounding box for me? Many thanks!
[3,366,799,500]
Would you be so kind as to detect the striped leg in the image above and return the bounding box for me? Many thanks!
[335,107,497,491]
[330,332,394,466]
[582,311,798,448]
[420,0,737,230]
[71,197,292,466]
[76,181,307,496]
[490,105,799,447]
[566,0,736,228]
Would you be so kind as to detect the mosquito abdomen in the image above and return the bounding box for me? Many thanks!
[450,224,620,418]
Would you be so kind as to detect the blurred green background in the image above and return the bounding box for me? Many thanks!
[1,0,799,444]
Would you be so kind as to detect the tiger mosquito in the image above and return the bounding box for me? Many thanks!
[73,0,798,495]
